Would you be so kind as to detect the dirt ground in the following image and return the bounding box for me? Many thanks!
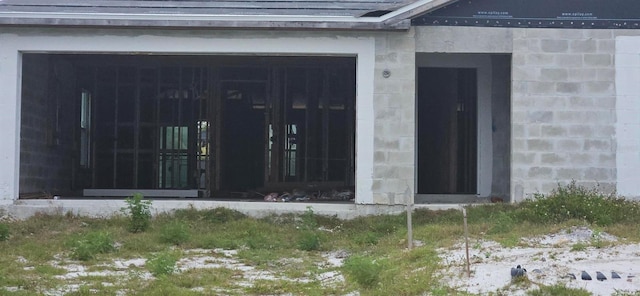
[9,225,640,295]
[437,226,640,295]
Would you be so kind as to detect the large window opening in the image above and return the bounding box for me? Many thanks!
[18,54,356,200]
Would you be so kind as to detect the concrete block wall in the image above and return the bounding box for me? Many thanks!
[414,26,640,201]
[19,54,76,195]
[370,30,416,205]
[511,29,619,199]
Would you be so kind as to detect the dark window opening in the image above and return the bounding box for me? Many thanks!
[19,54,356,200]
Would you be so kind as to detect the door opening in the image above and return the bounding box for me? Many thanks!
[417,67,478,194]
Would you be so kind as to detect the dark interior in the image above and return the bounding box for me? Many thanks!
[417,67,478,194]
[19,54,356,200]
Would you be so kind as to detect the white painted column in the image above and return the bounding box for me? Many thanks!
[615,37,640,199]
[0,33,20,204]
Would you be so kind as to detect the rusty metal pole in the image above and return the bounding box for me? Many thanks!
[463,207,470,277]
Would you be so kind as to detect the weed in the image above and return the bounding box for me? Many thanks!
[159,221,190,245]
[342,255,383,288]
[487,211,515,234]
[0,223,9,241]
[613,291,640,296]
[300,206,317,230]
[497,234,520,248]
[527,284,591,295]
[147,250,179,277]
[122,193,152,233]
[297,230,320,251]
[68,231,116,261]
[571,242,588,252]
[296,207,321,251]
[173,206,246,224]
[353,231,380,246]
[518,181,640,226]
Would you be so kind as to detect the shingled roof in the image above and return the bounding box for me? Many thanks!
[0,0,456,30]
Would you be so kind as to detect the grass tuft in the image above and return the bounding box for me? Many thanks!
[147,250,179,277]
[68,231,116,261]
[342,255,383,288]
[159,221,190,245]
[0,223,9,241]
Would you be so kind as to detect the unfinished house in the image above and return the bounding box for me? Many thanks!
[1,0,639,218]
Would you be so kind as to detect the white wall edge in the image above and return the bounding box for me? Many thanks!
[615,36,640,198]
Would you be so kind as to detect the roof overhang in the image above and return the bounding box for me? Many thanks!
[0,0,457,31]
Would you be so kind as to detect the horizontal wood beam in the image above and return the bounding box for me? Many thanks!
[83,189,199,198]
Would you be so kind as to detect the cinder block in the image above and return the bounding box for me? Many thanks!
[541,39,569,53]
[556,82,581,94]
[585,81,614,94]
[569,39,597,53]
[584,54,612,67]
[541,153,566,165]
[555,168,584,179]
[540,68,568,81]
[569,153,593,165]
[525,53,554,65]
[584,139,611,152]
[528,111,553,123]
[527,139,553,151]
[567,68,597,82]
[584,167,612,180]
[528,167,553,178]
[557,139,583,151]
[512,152,537,164]
[541,125,567,137]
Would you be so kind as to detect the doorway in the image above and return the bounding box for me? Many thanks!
[417,67,477,194]
[415,53,512,203]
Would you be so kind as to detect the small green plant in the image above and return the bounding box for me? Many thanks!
[487,212,515,234]
[353,231,379,246]
[159,221,190,245]
[571,242,588,252]
[296,207,321,251]
[518,181,638,226]
[591,228,608,248]
[147,251,178,277]
[122,193,152,233]
[300,206,317,230]
[342,255,383,288]
[527,284,591,295]
[0,223,9,241]
[69,231,115,261]
[297,230,320,251]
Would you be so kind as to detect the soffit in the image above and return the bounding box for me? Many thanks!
[0,0,458,30]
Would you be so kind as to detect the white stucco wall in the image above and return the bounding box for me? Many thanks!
[615,36,640,198]
[0,28,378,204]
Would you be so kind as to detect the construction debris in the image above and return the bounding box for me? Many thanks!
[262,189,354,202]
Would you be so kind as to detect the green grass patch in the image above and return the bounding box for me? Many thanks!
[67,231,116,261]
[0,182,638,295]
[527,284,591,295]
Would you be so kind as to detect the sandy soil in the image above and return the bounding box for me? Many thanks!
[8,225,640,295]
[437,226,640,295]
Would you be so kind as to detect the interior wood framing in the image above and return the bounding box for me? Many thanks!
[64,54,356,198]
